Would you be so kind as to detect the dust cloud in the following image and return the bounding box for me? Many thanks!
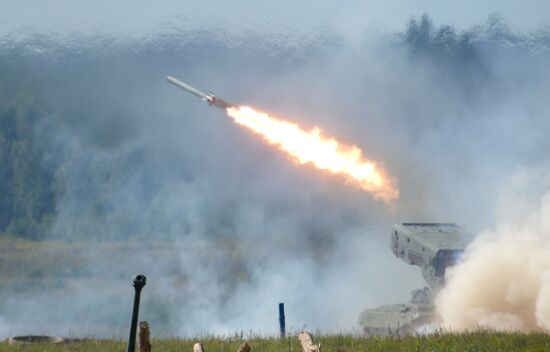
[437,187,550,332]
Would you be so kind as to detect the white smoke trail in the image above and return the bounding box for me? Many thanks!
[436,191,550,332]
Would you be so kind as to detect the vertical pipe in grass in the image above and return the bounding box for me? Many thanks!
[279,302,286,338]
[127,274,146,352]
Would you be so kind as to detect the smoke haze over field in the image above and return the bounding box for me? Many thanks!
[0,8,550,337]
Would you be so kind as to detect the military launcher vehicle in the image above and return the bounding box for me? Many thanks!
[359,223,467,335]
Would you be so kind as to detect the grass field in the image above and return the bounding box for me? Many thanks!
[1,332,550,352]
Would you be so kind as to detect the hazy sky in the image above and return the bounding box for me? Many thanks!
[1,0,549,38]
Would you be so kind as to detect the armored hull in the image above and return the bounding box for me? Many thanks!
[359,288,437,335]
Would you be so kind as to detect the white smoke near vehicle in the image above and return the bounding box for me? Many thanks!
[437,172,550,332]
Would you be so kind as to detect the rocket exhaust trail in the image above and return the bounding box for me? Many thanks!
[167,75,399,203]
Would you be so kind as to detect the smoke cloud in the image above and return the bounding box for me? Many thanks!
[0,14,549,337]
[437,172,550,332]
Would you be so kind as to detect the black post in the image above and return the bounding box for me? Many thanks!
[126,274,146,352]
[278,302,286,338]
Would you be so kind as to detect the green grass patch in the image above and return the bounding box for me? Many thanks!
[1,332,550,352]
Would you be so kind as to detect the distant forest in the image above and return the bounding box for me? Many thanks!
[0,66,56,239]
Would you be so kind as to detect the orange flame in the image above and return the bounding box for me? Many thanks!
[226,106,399,203]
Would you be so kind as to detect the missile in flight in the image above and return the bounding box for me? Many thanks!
[166,76,233,110]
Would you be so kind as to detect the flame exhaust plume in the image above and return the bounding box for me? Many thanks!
[165,76,398,201]
[226,106,399,202]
